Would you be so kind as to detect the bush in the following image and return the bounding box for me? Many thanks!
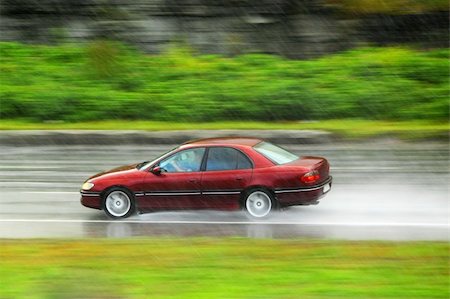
[0,42,448,122]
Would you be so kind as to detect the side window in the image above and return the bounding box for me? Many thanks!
[159,148,205,173]
[206,147,252,171]
[237,151,252,169]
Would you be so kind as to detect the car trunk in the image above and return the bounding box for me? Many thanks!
[287,156,330,184]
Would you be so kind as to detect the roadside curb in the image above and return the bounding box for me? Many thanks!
[0,130,334,145]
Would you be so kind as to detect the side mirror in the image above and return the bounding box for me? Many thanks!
[151,166,163,175]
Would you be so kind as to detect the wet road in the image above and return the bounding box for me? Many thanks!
[0,142,448,240]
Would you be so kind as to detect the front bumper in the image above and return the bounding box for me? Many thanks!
[80,190,102,209]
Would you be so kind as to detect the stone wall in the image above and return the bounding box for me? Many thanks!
[0,0,448,58]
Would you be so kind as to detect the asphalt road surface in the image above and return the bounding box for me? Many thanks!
[0,142,448,240]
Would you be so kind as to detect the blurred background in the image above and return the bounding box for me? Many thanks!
[0,0,448,125]
[0,1,449,299]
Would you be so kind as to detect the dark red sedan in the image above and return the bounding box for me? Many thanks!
[81,137,332,219]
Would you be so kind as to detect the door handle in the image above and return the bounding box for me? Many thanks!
[235,177,243,181]
[188,179,198,183]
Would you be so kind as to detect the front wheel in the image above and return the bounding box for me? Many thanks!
[244,189,275,219]
[103,188,135,219]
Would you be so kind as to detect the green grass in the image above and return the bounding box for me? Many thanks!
[0,119,448,140]
[0,238,448,298]
[1,42,448,122]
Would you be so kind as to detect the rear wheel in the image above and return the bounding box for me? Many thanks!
[244,189,275,219]
[103,188,135,219]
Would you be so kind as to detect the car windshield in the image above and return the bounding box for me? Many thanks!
[137,146,179,170]
[253,141,298,165]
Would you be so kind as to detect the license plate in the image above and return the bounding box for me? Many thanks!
[323,183,331,193]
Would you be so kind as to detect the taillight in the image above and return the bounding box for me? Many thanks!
[301,170,320,184]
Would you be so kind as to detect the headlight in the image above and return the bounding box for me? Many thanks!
[81,182,94,190]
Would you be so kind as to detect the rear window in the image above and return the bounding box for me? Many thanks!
[253,141,298,165]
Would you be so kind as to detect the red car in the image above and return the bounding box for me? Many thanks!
[81,137,332,219]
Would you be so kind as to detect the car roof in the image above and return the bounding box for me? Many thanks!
[183,137,263,147]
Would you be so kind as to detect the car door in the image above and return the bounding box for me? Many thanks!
[201,146,253,210]
[139,147,206,210]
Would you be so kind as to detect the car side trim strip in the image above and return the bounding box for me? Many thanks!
[202,191,241,195]
[134,190,242,196]
[144,192,202,196]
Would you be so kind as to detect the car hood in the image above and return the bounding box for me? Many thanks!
[88,163,139,180]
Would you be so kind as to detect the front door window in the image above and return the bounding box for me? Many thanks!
[160,148,205,173]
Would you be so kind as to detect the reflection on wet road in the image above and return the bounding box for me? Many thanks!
[0,142,448,240]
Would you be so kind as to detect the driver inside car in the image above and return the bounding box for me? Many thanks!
[161,149,204,172]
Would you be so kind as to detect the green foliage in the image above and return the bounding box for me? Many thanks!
[327,0,449,14]
[0,42,448,122]
[86,40,124,79]
[1,239,448,298]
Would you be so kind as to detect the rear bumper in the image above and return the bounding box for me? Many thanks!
[275,176,332,207]
[80,191,102,210]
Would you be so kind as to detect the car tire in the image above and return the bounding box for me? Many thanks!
[243,188,276,219]
[102,187,135,219]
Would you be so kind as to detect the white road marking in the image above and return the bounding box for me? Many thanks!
[332,167,401,170]
[17,191,79,194]
[0,166,59,169]
[0,219,448,227]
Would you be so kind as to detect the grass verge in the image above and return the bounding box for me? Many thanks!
[1,42,449,122]
[1,238,448,298]
[0,119,448,140]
